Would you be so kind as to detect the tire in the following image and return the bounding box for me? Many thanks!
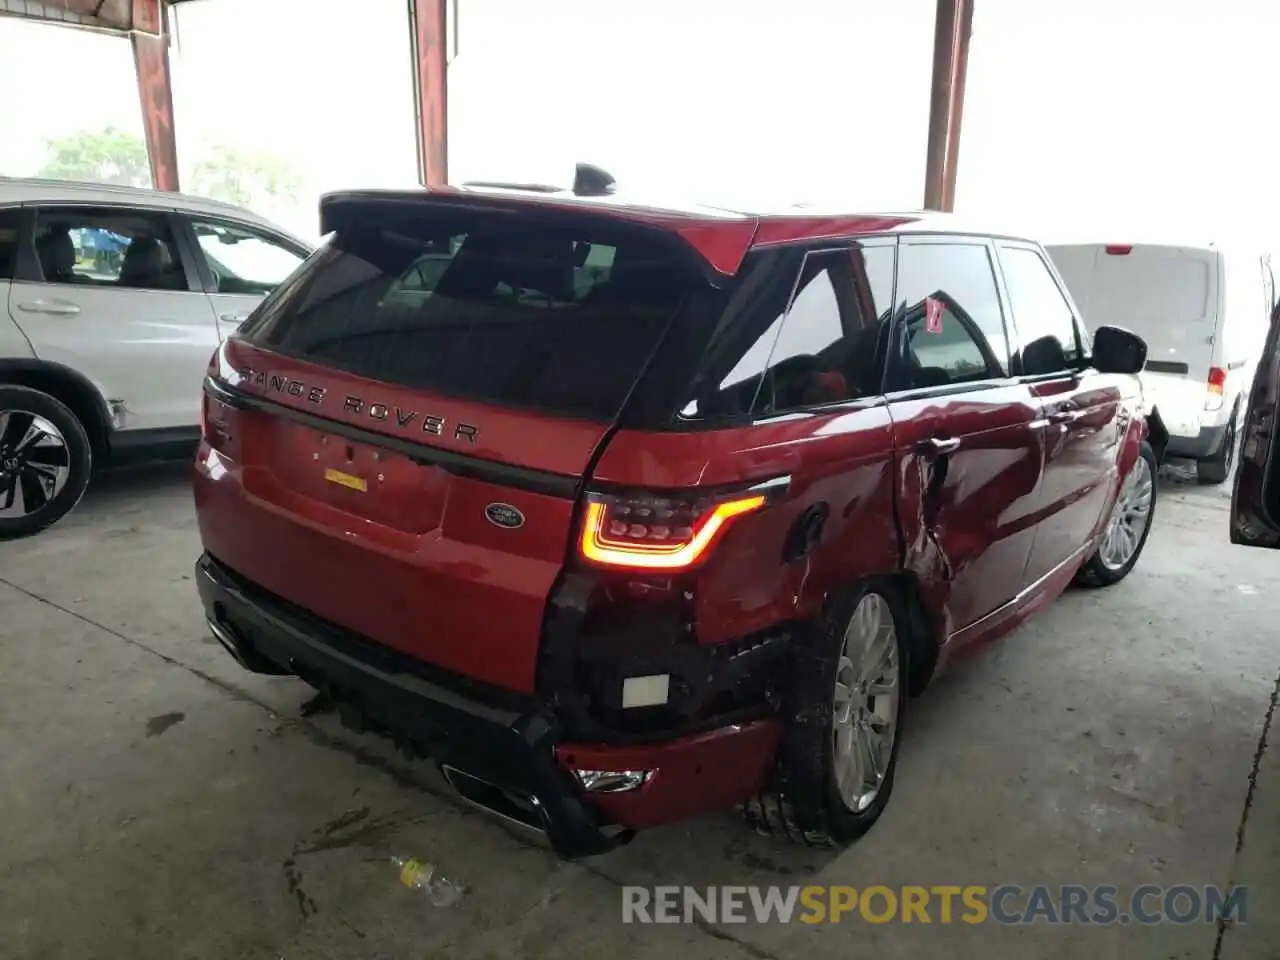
[0,385,93,540]
[1075,439,1157,587]
[1196,406,1239,485]
[743,578,910,847]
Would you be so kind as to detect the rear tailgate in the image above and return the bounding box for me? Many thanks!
[195,193,754,693]
[1050,242,1217,436]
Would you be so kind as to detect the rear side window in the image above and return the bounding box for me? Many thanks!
[886,242,1009,391]
[247,209,706,422]
[0,208,20,280]
[999,245,1082,374]
[681,244,895,418]
[31,207,187,292]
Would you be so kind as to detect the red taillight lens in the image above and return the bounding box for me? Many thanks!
[1105,244,1133,255]
[578,478,788,572]
[1205,365,1227,411]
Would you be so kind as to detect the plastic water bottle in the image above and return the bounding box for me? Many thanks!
[391,856,465,907]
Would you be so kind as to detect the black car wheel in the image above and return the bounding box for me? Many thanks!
[0,386,92,540]
[1196,405,1239,485]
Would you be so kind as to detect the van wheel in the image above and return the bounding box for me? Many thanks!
[1075,440,1157,587]
[0,386,92,540]
[1196,406,1239,485]
[742,579,908,847]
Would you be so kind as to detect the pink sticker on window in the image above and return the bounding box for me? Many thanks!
[925,297,944,334]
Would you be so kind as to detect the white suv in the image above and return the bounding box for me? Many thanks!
[0,177,312,538]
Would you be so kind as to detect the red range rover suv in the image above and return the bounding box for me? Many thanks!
[194,168,1165,858]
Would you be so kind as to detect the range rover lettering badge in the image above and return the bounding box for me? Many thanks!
[485,503,525,529]
[237,372,479,442]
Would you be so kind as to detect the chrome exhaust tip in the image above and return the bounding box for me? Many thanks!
[206,617,248,667]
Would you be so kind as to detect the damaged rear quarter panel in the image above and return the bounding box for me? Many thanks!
[590,405,900,644]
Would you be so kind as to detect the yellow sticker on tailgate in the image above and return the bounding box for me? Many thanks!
[323,468,368,492]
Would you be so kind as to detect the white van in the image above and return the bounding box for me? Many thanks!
[1047,242,1275,484]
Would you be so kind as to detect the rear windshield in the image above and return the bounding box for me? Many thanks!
[1049,245,1213,339]
[244,207,706,422]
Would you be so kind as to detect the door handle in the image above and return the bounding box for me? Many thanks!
[219,312,251,325]
[918,436,961,457]
[1047,409,1081,425]
[17,299,80,317]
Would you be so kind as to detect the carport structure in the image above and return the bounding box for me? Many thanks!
[3,0,973,208]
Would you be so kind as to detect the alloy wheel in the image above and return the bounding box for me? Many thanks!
[1099,456,1154,570]
[831,592,900,813]
[0,410,71,520]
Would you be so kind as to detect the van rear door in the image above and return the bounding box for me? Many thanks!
[195,194,752,694]
[1049,243,1217,438]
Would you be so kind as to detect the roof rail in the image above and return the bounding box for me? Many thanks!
[460,162,617,199]
[0,175,251,214]
[460,180,563,194]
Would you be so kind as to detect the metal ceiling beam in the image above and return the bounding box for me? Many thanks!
[130,0,179,191]
[409,0,448,187]
[0,0,134,31]
[923,0,974,212]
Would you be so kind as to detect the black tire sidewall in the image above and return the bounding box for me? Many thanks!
[1196,405,1238,485]
[776,579,910,843]
[0,386,92,540]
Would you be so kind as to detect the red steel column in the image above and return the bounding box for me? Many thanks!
[410,0,449,187]
[923,0,974,212]
[131,0,180,192]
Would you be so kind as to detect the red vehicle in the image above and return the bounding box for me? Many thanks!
[1231,299,1280,547]
[193,168,1164,858]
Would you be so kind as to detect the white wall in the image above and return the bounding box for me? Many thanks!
[169,0,420,240]
[448,0,936,210]
[960,0,1280,247]
[0,19,147,183]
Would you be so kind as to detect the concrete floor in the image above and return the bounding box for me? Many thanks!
[2,462,1277,960]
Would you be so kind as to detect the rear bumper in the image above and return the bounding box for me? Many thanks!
[1166,422,1228,460]
[196,553,779,856]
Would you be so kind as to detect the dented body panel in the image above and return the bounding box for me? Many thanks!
[890,385,1045,646]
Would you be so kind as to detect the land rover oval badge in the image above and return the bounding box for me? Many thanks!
[485,502,525,529]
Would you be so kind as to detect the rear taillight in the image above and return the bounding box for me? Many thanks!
[1105,244,1133,255]
[578,477,789,572]
[1206,366,1227,411]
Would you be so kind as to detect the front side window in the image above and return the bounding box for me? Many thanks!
[191,219,306,296]
[886,242,1009,391]
[999,245,1081,375]
[32,207,186,291]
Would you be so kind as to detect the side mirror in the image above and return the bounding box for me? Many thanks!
[1091,325,1148,375]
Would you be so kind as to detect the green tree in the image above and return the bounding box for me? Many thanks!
[37,126,151,187]
[190,143,303,209]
